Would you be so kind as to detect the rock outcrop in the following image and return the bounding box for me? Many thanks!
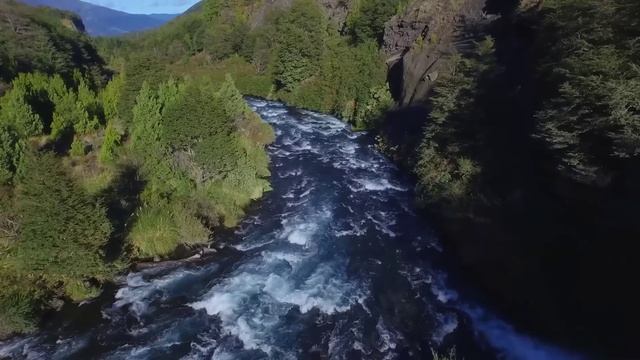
[249,0,352,29]
[317,0,352,29]
[382,0,487,105]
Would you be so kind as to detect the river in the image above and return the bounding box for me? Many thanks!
[0,99,584,360]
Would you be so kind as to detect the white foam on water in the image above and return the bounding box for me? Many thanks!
[282,133,302,147]
[289,140,317,154]
[291,120,315,134]
[336,142,359,156]
[432,312,459,344]
[279,208,331,246]
[248,99,268,108]
[375,317,401,353]
[328,319,361,359]
[278,167,302,178]
[112,270,200,318]
[431,284,459,304]
[0,338,46,360]
[232,238,274,251]
[211,349,235,360]
[264,263,367,314]
[352,341,372,355]
[333,156,374,171]
[461,304,585,360]
[190,258,366,355]
[262,108,288,118]
[183,334,218,360]
[271,148,292,158]
[261,250,306,266]
[284,223,317,245]
[353,178,408,192]
[365,211,397,238]
[190,271,276,353]
[334,218,366,237]
[400,267,433,289]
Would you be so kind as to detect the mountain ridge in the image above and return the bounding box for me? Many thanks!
[18,0,179,36]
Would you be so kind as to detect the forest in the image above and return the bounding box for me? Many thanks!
[0,1,273,336]
[1,0,639,356]
[410,0,640,354]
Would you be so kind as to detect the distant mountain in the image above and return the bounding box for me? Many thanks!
[148,13,179,22]
[18,0,179,36]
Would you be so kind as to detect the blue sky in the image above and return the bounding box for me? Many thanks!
[83,0,201,14]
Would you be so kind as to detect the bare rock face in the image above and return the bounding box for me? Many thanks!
[383,0,487,106]
[249,0,352,29]
[60,14,85,32]
[248,0,293,29]
[318,0,353,29]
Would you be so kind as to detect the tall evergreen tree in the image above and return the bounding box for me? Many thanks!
[11,151,112,297]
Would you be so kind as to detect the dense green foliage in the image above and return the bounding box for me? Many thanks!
[0,1,107,89]
[0,0,276,337]
[95,0,393,129]
[416,38,497,206]
[127,75,272,259]
[0,72,106,183]
[410,0,640,353]
[0,150,113,334]
[0,0,406,339]
[12,151,113,297]
[272,0,326,91]
[347,0,407,44]
[534,0,640,184]
[0,68,118,335]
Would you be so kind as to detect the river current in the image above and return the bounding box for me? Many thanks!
[0,99,584,360]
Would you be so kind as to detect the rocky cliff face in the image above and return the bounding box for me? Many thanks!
[383,0,487,105]
[249,0,352,29]
[317,0,352,29]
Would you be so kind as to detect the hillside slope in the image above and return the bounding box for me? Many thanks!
[18,0,178,36]
[0,1,108,91]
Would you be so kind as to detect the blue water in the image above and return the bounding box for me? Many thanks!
[0,99,585,360]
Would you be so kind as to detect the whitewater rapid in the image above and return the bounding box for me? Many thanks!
[0,99,584,360]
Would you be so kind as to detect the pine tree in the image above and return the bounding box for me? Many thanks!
[98,121,120,163]
[11,151,112,294]
[0,126,24,184]
[535,0,640,183]
[0,85,42,137]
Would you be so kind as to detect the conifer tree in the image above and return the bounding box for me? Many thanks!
[12,151,112,295]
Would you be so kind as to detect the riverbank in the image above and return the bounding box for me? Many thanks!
[374,2,640,357]
[0,99,587,360]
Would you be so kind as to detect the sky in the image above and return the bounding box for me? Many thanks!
[82,0,201,14]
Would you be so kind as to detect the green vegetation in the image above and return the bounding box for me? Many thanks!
[347,0,408,44]
[416,37,497,206]
[0,0,278,337]
[126,75,272,258]
[272,0,326,91]
[534,0,640,184]
[12,151,113,295]
[410,0,640,352]
[0,0,410,340]
[0,1,107,89]
[95,0,394,129]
